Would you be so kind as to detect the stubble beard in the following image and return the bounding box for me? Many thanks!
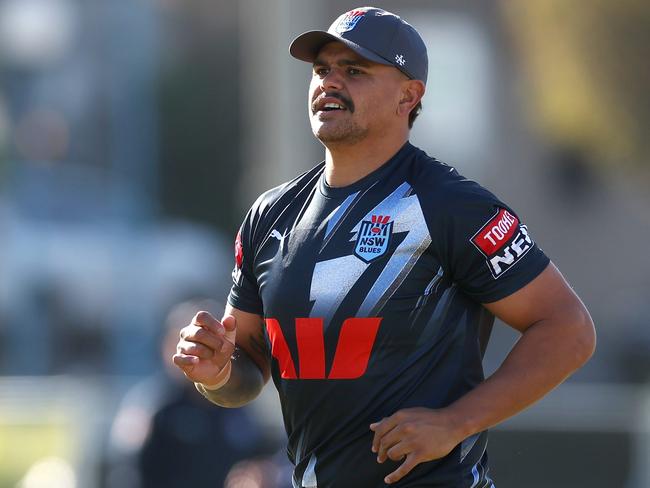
[311,116,369,146]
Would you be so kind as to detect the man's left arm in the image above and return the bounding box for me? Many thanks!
[370,262,596,484]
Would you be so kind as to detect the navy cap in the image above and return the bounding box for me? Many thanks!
[290,6,428,85]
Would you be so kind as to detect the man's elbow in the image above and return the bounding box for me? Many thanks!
[568,306,597,368]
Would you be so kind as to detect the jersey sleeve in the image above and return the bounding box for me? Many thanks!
[431,178,550,303]
[227,206,264,315]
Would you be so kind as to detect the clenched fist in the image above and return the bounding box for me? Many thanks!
[172,311,237,388]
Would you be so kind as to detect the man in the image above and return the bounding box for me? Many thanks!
[105,299,268,488]
[173,7,596,487]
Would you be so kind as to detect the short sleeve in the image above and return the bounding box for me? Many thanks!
[227,208,264,314]
[433,181,550,303]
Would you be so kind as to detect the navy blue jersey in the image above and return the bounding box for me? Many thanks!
[228,142,549,487]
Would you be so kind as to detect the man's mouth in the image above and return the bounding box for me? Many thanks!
[321,102,346,112]
[312,94,354,114]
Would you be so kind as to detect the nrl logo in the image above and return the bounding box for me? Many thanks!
[354,214,393,263]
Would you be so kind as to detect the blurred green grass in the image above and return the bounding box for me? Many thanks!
[0,417,73,487]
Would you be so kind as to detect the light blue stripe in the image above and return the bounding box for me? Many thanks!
[470,465,480,488]
[355,183,432,317]
[324,191,359,239]
[302,454,318,487]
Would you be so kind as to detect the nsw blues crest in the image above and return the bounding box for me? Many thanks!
[354,215,393,263]
[335,9,367,33]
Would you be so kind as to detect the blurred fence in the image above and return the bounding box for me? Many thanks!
[490,383,649,488]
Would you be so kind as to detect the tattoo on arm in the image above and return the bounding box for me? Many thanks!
[195,318,269,408]
[248,322,270,359]
[196,346,265,407]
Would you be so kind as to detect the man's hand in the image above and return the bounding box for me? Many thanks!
[369,407,464,484]
[172,311,237,387]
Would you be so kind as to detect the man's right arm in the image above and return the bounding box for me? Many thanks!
[173,304,271,408]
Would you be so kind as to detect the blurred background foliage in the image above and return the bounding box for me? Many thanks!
[501,0,650,175]
[0,1,648,487]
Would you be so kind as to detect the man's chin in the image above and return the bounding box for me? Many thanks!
[313,130,345,143]
[311,121,367,145]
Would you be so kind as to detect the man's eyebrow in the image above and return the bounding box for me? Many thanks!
[312,57,373,68]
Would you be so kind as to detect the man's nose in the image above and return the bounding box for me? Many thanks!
[319,68,344,91]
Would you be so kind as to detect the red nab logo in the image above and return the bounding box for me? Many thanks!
[471,208,534,278]
[265,317,381,380]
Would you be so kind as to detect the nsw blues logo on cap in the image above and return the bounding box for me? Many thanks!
[335,8,368,33]
[289,6,428,84]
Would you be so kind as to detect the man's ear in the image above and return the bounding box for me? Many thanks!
[397,80,425,117]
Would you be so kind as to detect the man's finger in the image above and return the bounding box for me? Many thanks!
[376,425,404,463]
[384,452,419,484]
[177,341,214,360]
[192,310,222,333]
[172,353,198,369]
[370,416,398,454]
[221,314,237,332]
[386,440,411,462]
[182,325,223,350]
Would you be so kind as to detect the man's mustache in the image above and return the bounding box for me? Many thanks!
[312,92,355,113]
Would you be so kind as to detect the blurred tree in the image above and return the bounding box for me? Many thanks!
[0,95,9,187]
[157,0,242,233]
[500,0,650,174]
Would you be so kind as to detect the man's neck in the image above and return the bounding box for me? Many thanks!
[323,135,409,188]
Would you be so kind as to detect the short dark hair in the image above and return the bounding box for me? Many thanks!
[408,101,422,129]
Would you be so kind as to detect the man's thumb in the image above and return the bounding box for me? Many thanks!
[222,314,237,333]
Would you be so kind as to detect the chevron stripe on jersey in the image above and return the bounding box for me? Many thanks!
[228,142,549,487]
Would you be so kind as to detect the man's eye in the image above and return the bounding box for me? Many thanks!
[347,68,362,75]
[314,68,328,76]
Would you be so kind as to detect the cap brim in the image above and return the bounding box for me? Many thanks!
[289,30,393,67]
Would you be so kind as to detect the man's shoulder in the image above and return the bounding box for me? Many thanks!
[408,145,496,205]
[249,162,325,216]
